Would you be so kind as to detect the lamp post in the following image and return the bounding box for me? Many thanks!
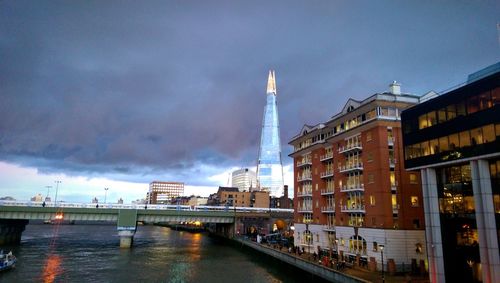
[54,180,61,206]
[45,186,52,202]
[104,188,109,203]
[380,244,385,283]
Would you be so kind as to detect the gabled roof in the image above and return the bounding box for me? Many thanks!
[330,98,362,120]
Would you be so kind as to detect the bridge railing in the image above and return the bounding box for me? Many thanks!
[0,200,293,213]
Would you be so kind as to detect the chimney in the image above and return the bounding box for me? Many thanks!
[389,81,401,95]
[283,185,289,209]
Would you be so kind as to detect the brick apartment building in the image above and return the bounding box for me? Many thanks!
[289,82,429,272]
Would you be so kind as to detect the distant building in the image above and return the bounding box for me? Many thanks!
[117,198,124,204]
[92,197,98,203]
[215,186,269,208]
[402,64,500,283]
[270,185,292,209]
[231,168,257,192]
[188,196,208,206]
[171,196,190,205]
[31,193,43,202]
[148,181,184,204]
[257,70,284,196]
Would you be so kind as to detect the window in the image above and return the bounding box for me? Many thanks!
[439,136,449,152]
[418,114,428,129]
[366,131,372,141]
[449,133,459,150]
[459,130,471,147]
[429,139,439,155]
[411,196,419,207]
[369,195,376,206]
[482,125,495,143]
[492,87,500,105]
[413,219,421,229]
[470,127,483,145]
[368,174,374,184]
[373,242,378,252]
[446,104,456,120]
[438,108,447,123]
[456,102,466,116]
[367,152,373,162]
[409,173,418,184]
[467,95,480,114]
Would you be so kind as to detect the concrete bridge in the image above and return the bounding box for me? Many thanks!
[0,201,293,248]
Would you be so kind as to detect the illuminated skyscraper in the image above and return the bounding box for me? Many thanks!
[257,70,284,197]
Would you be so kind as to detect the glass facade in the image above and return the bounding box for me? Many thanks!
[257,71,284,197]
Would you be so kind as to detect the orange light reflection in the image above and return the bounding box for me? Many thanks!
[41,254,62,283]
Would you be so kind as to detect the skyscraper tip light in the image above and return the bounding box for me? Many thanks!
[257,70,284,197]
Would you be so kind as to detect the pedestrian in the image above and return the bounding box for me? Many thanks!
[42,201,46,207]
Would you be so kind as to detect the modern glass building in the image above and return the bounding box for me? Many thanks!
[402,63,500,283]
[257,70,284,197]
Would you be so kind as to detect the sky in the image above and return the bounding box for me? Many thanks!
[1,1,499,203]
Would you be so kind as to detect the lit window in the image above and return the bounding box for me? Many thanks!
[409,173,418,184]
[369,195,376,206]
[411,196,419,207]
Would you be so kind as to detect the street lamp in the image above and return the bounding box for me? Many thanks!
[45,186,52,202]
[104,188,109,203]
[380,244,385,283]
[54,180,61,206]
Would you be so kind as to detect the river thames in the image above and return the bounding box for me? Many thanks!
[1,224,316,282]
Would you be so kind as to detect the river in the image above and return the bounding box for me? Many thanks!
[1,224,317,282]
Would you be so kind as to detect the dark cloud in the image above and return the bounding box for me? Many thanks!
[1,0,499,185]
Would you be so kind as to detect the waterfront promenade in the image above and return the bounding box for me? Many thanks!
[236,237,430,283]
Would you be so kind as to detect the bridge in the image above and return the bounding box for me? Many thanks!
[0,201,293,248]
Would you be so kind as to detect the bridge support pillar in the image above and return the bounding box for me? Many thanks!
[0,219,29,245]
[118,230,136,248]
[117,209,138,248]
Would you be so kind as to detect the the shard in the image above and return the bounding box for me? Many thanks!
[256,70,284,197]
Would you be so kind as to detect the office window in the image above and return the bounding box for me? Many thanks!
[467,95,480,114]
[470,127,483,145]
[446,104,456,120]
[428,111,437,127]
[418,114,428,129]
[409,173,418,184]
[421,140,430,156]
[483,125,495,143]
[449,133,459,150]
[438,108,447,123]
[439,136,449,152]
[478,91,493,110]
[459,130,471,147]
[429,139,439,155]
[492,87,500,105]
[411,196,419,207]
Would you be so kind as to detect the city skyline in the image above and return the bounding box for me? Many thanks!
[0,1,499,202]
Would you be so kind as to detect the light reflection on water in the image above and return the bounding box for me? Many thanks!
[1,224,316,283]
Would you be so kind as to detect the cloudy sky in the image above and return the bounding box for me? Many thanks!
[1,1,499,203]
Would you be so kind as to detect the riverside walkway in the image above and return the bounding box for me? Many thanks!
[236,237,430,283]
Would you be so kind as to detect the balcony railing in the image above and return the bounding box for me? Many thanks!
[319,152,333,161]
[340,184,364,192]
[388,137,394,146]
[338,143,363,154]
[297,174,312,182]
[296,190,313,197]
[340,204,366,213]
[297,206,313,213]
[392,204,399,214]
[320,170,334,178]
[389,158,396,168]
[322,225,336,232]
[320,188,335,195]
[297,159,312,167]
[321,206,335,213]
[390,182,397,191]
[338,162,363,173]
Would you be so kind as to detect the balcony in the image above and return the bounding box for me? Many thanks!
[322,225,336,232]
[338,143,362,154]
[319,152,333,161]
[320,188,335,195]
[340,204,366,213]
[392,204,399,214]
[297,159,312,167]
[390,182,397,191]
[321,206,335,213]
[389,158,396,168]
[340,184,364,192]
[388,137,395,146]
[320,169,334,179]
[297,206,313,213]
[296,190,313,197]
[338,162,363,173]
[297,174,312,182]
